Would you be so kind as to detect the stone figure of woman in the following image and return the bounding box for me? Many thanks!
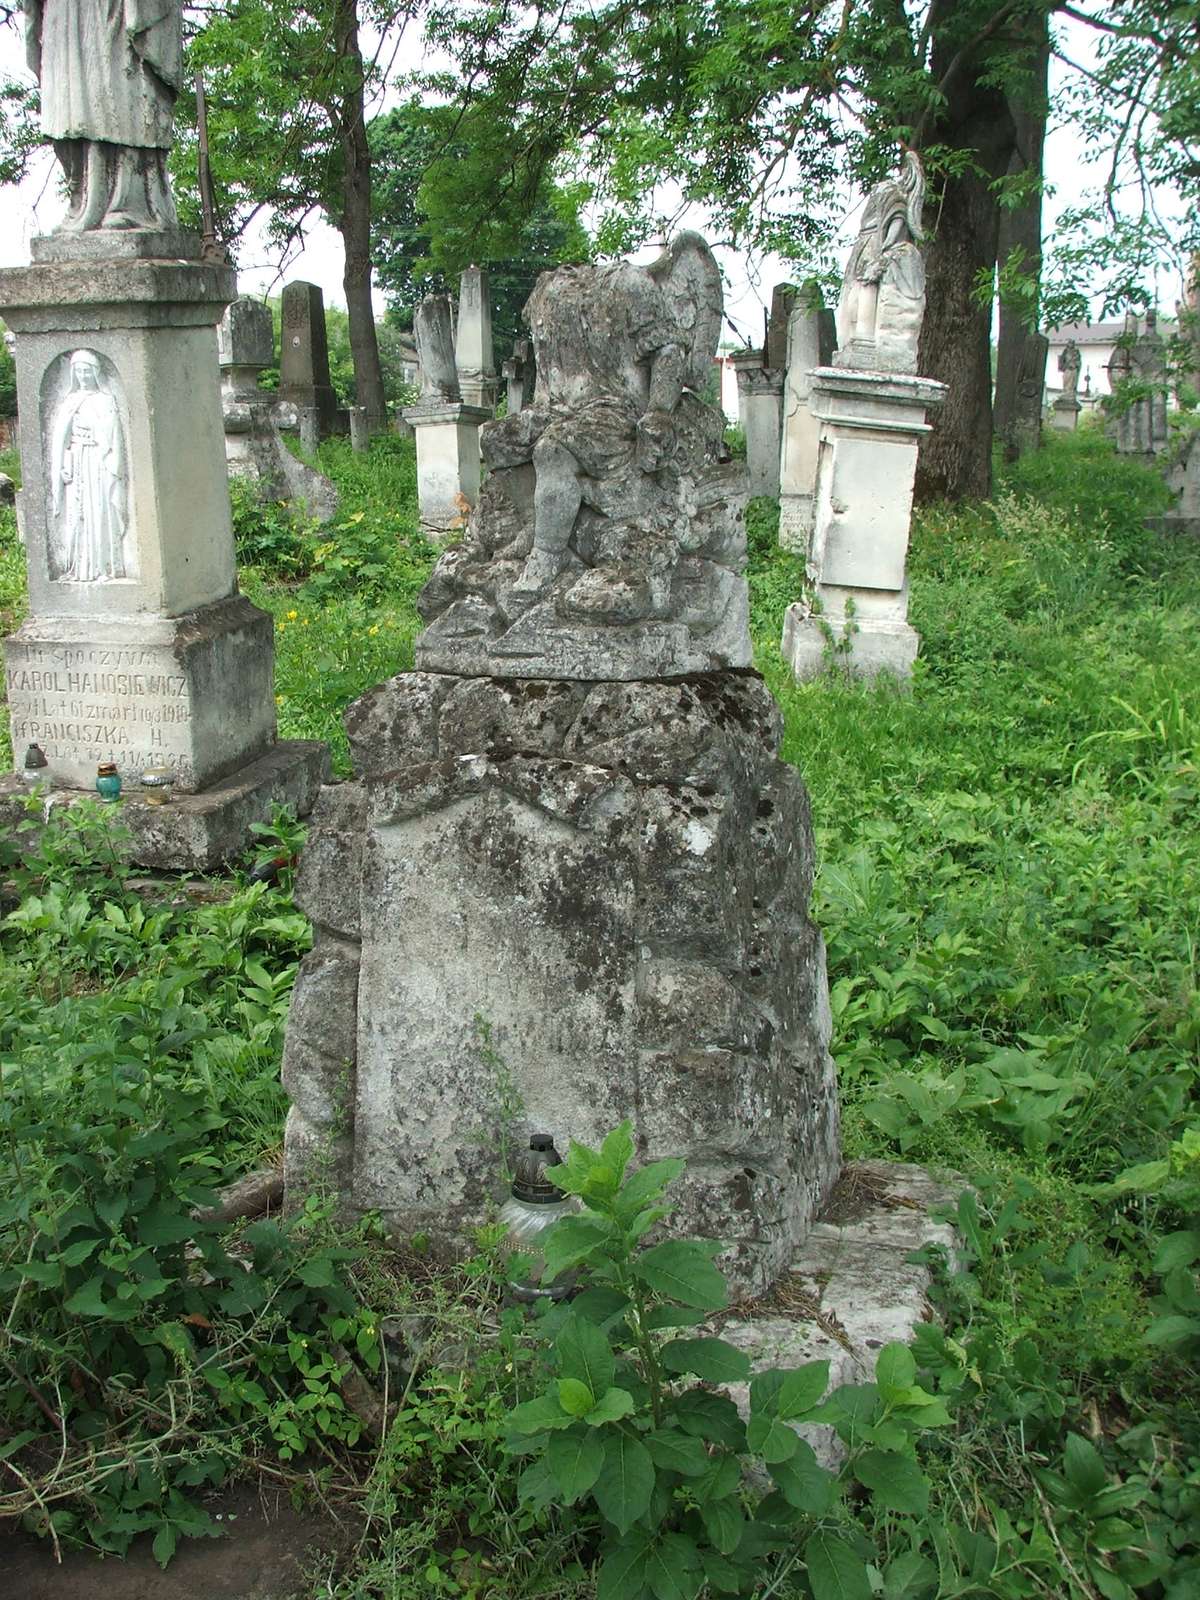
[49,350,132,581]
[25,0,182,231]
[1058,339,1081,399]
[836,151,926,373]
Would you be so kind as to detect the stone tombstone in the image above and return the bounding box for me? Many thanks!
[217,295,339,523]
[502,337,536,415]
[282,231,841,1299]
[1135,310,1170,454]
[778,281,836,551]
[835,152,926,374]
[1107,310,1169,457]
[783,162,944,682]
[731,346,784,499]
[404,293,489,532]
[0,1,328,867]
[454,266,497,411]
[278,281,340,442]
[349,405,369,453]
[1009,331,1049,458]
[766,283,798,373]
[1052,336,1082,432]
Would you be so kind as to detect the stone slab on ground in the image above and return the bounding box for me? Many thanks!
[0,740,329,871]
[1,1480,353,1600]
[716,1159,965,1468]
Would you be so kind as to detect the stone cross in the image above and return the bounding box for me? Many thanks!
[502,337,535,414]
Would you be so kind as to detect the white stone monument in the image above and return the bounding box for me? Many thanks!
[0,0,327,868]
[403,294,490,533]
[454,266,497,411]
[782,154,945,682]
[1051,337,1082,432]
[778,284,836,551]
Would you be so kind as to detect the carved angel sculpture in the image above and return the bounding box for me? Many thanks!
[25,0,182,231]
[836,152,926,373]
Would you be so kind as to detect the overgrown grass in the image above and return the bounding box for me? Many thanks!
[0,427,1197,1593]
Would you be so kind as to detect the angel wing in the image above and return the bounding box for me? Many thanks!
[646,231,724,392]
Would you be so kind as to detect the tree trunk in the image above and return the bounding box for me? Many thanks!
[993,19,1050,457]
[335,0,387,430]
[913,5,1019,503]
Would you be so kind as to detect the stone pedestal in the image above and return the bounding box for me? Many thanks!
[1051,395,1081,432]
[283,672,840,1299]
[0,242,327,867]
[778,300,836,551]
[402,399,490,532]
[731,350,783,498]
[782,367,945,682]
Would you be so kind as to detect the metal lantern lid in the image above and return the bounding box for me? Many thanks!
[22,743,48,772]
[140,766,175,788]
[511,1134,567,1204]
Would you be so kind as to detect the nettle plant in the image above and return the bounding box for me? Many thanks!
[504,1125,948,1600]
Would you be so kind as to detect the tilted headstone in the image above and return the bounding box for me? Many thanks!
[1009,331,1049,458]
[217,296,338,523]
[0,3,327,868]
[404,293,489,532]
[279,281,342,444]
[502,337,535,415]
[282,233,840,1297]
[454,266,497,411]
[783,154,945,682]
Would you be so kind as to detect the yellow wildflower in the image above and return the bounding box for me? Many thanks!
[286,609,298,620]
[368,624,380,637]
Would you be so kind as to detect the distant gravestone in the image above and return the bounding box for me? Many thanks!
[454,267,497,411]
[404,293,488,532]
[1009,332,1049,458]
[502,337,535,414]
[778,281,835,550]
[278,281,341,443]
[730,347,784,498]
[783,155,944,682]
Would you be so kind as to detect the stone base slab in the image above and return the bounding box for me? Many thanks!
[0,739,329,872]
[717,1160,964,1467]
[30,229,204,265]
[5,595,277,791]
[782,603,919,682]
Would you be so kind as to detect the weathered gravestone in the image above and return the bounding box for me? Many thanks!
[1008,331,1049,459]
[282,234,841,1298]
[0,0,327,867]
[729,286,796,500]
[278,281,342,447]
[777,282,836,551]
[1106,310,1170,458]
[454,266,497,411]
[404,293,491,533]
[218,296,338,522]
[782,154,945,682]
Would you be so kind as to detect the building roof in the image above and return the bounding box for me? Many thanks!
[1048,319,1177,345]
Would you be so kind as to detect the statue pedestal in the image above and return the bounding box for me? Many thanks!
[782,367,945,683]
[402,399,491,533]
[0,245,326,867]
[1051,395,1081,432]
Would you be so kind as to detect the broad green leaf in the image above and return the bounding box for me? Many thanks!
[805,1531,872,1600]
[699,1495,744,1555]
[594,1432,655,1534]
[644,1429,710,1476]
[600,1123,636,1185]
[596,1532,654,1600]
[152,1523,178,1568]
[646,1532,703,1600]
[1063,1433,1108,1498]
[776,1361,831,1419]
[660,1337,750,1383]
[543,1214,614,1279]
[700,1547,744,1594]
[64,1276,109,1317]
[546,1428,605,1503]
[874,1344,916,1400]
[559,1377,595,1417]
[853,1448,930,1514]
[633,1240,727,1310]
[883,1550,938,1599]
[671,1391,747,1451]
[641,1305,706,1331]
[1144,1313,1200,1347]
[587,1387,637,1426]
[58,1238,100,1268]
[508,1392,576,1433]
[572,1287,632,1327]
[518,1456,559,1511]
[616,1158,687,1222]
[558,1314,615,1396]
[746,1413,799,1463]
[769,1440,835,1514]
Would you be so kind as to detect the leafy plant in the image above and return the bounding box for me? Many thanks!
[504,1125,948,1599]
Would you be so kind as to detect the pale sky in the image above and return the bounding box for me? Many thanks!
[0,10,1188,335]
